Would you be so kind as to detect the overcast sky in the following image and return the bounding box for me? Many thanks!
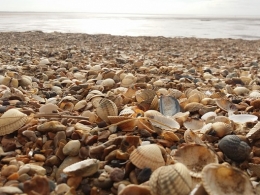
[0,0,259,16]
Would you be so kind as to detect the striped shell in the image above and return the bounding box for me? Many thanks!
[173,144,218,178]
[202,163,254,195]
[96,98,118,123]
[149,163,192,195]
[159,95,180,116]
[136,89,156,104]
[218,135,251,162]
[0,109,28,136]
[129,144,165,171]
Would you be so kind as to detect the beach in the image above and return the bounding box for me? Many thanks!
[1,31,260,194]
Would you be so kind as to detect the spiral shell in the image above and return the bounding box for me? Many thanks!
[202,163,254,195]
[149,163,192,195]
[0,109,28,136]
[173,144,218,178]
[129,144,165,171]
[218,135,251,162]
[96,98,118,123]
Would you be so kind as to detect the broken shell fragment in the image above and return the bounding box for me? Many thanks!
[0,108,28,136]
[63,159,99,177]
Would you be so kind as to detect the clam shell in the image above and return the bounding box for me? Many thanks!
[184,129,204,144]
[74,100,87,111]
[129,144,165,171]
[63,159,99,177]
[149,163,192,195]
[218,135,251,162]
[184,102,204,112]
[183,118,205,130]
[0,109,28,136]
[228,114,258,123]
[246,121,260,140]
[144,110,180,130]
[168,88,183,99]
[136,89,156,104]
[215,99,237,112]
[96,98,118,123]
[201,111,217,121]
[173,144,219,178]
[202,163,254,195]
[233,86,250,96]
[121,74,137,87]
[159,95,180,116]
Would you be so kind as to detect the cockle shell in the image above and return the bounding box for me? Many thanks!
[159,95,180,116]
[149,163,192,195]
[0,109,28,136]
[218,135,251,162]
[201,163,254,195]
[63,159,99,177]
[121,74,137,87]
[136,89,156,104]
[129,144,165,171]
[96,98,118,123]
[168,88,183,99]
[173,144,218,178]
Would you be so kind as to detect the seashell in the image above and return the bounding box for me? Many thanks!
[96,98,118,123]
[233,86,250,96]
[173,111,190,126]
[37,121,66,132]
[129,144,165,171]
[183,118,205,130]
[218,135,251,162]
[81,110,98,123]
[184,129,204,144]
[63,158,99,177]
[0,76,19,88]
[144,110,180,130]
[91,96,104,108]
[168,88,183,99]
[201,111,217,121]
[240,76,252,85]
[184,102,204,112]
[250,99,260,109]
[173,144,218,178]
[201,163,254,195]
[136,89,156,104]
[121,74,137,87]
[0,109,28,136]
[188,93,203,103]
[118,184,151,195]
[101,78,115,90]
[19,75,32,88]
[246,121,260,140]
[159,95,180,116]
[119,107,135,116]
[214,116,231,124]
[210,92,226,99]
[228,114,258,123]
[39,103,59,114]
[249,90,260,99]
[59,101,74,111]
[161,131,180,142]
[209,122,233,138]
[200,97,215,105]
[74,100,87,111]
[149,163,192,195]
[215,99,237,112]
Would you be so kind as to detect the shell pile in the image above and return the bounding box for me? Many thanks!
[0,31,260,195]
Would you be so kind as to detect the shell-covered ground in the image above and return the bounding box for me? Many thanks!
[1,31,260,195]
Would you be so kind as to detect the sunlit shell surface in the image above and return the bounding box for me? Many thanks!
[144,110,180,130]
[149,163,192,195]
[173,144,218,178]
[96,98,118,123]
[0,109,28,136]
[159,95,180,116]
[215,99,237,112]
[218,135,251,162]
[129,144,165,171]
[63,159,99,177]
[228,114,258,123]
[201,163,254,195]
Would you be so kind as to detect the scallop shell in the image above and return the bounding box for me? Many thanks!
[149,163,192,195]
[136,89,156,104]
[129,144,165,171]
[159,95,180,116]
[144,110,180,130]
[218,135,251,162]
[96,98,118,123]
[0,109,28,136]
[63,159,99,177]
[228,114,258,123]
[246,121,260,140]
[173,144,219,178]
[215,99,237,112]
[201,163,254,195]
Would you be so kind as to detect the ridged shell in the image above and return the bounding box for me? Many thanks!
[218,135,251,162]
[149,163,192,195]
[121,74,137,87]
[63,159,99,177]
[0,109,28,136]
[168,89,183,99]
[228,114,258,123]
[129,144,165,171]
[96,98,118,123]
[144,110,180,130]
[159,95,180,116]
[184,102,204,112]
[215,99,237,112]
[246,121,260,140]
[173,144,219,178]
[202,163,254,195]
[136,89,156,104]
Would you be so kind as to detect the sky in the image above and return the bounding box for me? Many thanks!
[0,0,259,16]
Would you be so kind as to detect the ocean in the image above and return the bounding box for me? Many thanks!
[0,12,260,40]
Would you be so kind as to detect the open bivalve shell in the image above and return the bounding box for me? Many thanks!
[228,114,258,124]
[149,163,192,195]
[0,108,28,136]
[63,159,99,177]
[159,95,180,116]
[201,163,255,195]
[173,144,218,178]
[215,99,237,113]
[129,144,165,171]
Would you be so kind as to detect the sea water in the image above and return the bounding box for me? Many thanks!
[0,12,260,40]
